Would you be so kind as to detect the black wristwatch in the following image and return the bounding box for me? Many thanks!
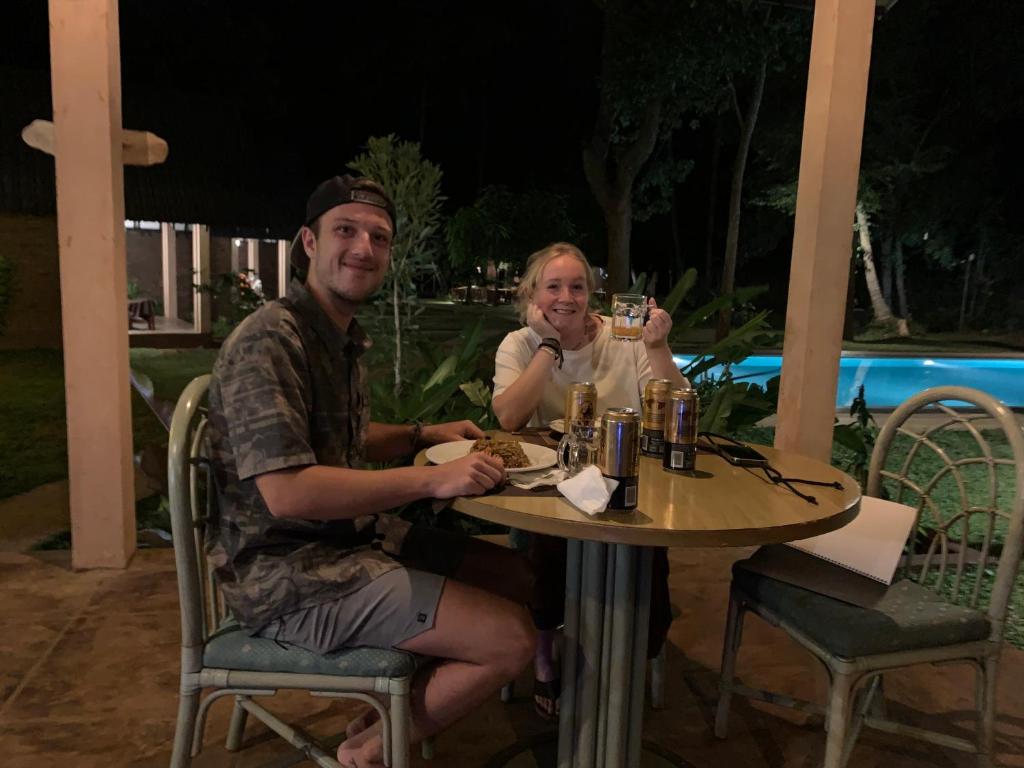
[538,337,564,369]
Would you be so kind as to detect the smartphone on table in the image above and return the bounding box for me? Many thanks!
[715,442,769,467]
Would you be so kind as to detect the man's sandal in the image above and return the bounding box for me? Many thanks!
[533,676,561,721]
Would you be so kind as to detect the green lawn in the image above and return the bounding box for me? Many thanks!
[739,424,1024,650]
[0,347,218,500]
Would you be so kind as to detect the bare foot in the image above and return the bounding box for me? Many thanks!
[336,733,384,768]
[345,707,381,740]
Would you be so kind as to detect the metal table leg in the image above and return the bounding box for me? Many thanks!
[558,541,653,768]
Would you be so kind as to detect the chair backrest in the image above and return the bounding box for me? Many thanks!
[867,385,1024,641]
[168,374,223,651]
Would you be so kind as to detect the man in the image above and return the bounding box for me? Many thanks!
[206,175,536,768]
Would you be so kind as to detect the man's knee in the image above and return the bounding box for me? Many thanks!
[495,604,536,679]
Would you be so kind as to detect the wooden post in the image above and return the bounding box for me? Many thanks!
[161,222,177,319]
[775,0,876,462]
[277,239,289,298]
[246,238,259,277]
[49,0,135,568]
[192,224,211,333]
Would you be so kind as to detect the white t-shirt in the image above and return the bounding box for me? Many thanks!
[493,316,654,428]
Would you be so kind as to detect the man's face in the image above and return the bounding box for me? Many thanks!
[303,203,393,306]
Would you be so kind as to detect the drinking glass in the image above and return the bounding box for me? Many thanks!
[611,293,647,341]
[557,421,600,476]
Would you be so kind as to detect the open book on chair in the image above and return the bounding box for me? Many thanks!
[787,496,918,584]
[742,496,918,608]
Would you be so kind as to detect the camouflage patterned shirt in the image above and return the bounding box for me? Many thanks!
[205,279,407,630]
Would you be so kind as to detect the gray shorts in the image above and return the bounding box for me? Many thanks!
[256,567,447,654]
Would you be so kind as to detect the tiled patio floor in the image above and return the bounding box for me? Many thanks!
[1,546,1021,767]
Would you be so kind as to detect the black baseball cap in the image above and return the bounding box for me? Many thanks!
[289,174,397,275]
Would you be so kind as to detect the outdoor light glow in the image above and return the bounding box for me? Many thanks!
[234,238,243,247]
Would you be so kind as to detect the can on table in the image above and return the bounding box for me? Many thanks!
[640,378,673,457]
[663,387,700,472]
[598,407,641,510]
[565,381,598,429]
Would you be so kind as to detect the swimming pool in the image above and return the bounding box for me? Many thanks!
[672,354,1024,409]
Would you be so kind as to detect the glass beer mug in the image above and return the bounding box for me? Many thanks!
[610,293,647,341]
[557,420,600,475]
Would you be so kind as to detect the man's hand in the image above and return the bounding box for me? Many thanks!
[420,420,485,445]
[526,303,561,342]
[429,452,505,498]
[642,298,673,349]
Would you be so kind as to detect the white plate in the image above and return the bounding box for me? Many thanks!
[424,440,557,473]
[548,419,566,435]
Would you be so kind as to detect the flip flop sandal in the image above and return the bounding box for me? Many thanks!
[533,676,561,721]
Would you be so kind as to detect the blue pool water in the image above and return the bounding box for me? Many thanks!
[672,354,1024,408]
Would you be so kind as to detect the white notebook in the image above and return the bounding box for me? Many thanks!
[786,496,918,585]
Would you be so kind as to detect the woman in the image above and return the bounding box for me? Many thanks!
[491,242,688,718]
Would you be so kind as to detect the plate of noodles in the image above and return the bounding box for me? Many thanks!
[424,437,557,473]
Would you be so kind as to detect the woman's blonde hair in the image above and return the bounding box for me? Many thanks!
[515,242,595,322]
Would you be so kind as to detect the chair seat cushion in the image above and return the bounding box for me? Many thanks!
[204,622,417,678]
[733,561,991,658]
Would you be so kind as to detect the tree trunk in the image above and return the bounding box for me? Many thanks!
[894,239,909,320]
[880,235,893,307]
[581,4,662,295]
[604,200,632,296]
[716,58,768,340]
[854,202,894,324]
[704,116,722,290]
[843,252,858,340]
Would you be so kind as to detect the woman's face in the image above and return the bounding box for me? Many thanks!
[533,254,590,335]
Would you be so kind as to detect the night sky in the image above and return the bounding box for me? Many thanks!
[4,1,1022,328]
[3,1,602,210]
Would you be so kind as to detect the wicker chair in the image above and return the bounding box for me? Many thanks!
[168,374,415,768]
[715,385,1024,768]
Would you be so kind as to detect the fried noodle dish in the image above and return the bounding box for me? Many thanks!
[470,437,530,469]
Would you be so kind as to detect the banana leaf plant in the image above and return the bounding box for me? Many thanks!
[659,268,779,435]
[369,317,498,430]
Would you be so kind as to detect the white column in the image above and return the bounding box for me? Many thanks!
[49,0,135,569]
[246,237,259,277]
[191,224,211,333]
[161,221,177,319]
[775,0,876,462]
[230,237,240,272]
[277,239,289,297]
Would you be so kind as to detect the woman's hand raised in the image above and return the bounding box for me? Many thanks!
[642,298,673,349]
[526,303,561,342]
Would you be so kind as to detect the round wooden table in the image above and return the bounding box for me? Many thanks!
[423,443,860,768]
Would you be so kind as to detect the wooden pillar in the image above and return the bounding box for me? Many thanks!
[192,224,211,333]
[49,0,135,568]
[775,0,876,462]
[230,237,240,272]
[246,238,259,277]
[277,239,289,297]
[161,221,177,319]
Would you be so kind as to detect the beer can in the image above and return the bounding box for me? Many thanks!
[565,381,598,428]
[663,387,699,472]
[640,378,673,457]
[598,407,641,510]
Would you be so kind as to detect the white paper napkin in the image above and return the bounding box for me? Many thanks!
[557,465,619,516]
[509,468,567,490]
